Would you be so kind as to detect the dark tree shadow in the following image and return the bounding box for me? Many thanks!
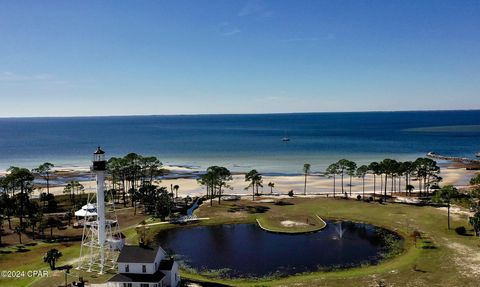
[274,200,294,206]
[228,205,270,214]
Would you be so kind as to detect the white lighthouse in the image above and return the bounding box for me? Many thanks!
[77,147,124,274]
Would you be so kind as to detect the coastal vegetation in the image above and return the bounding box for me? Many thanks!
[32,162,54,195]
[267,181,275,194]
[470,173,480,185]
[1,154,480,286]
[325,158,441,200]
[244,169,263,201]
[302,163,310,195]
[433,185,459,230]
[197,166,233,206]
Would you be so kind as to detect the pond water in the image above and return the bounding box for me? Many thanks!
[155,221,402,278]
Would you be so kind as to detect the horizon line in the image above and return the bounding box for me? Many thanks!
[1,108,479,119]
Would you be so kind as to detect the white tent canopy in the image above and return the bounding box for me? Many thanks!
[75,203,97,217]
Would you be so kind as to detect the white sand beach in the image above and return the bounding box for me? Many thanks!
[33,165,478,199]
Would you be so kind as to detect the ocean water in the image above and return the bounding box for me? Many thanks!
[0,111,479,173]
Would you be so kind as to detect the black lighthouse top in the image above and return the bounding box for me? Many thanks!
[92,146,106,171]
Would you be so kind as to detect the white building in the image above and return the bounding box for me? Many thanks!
[107,245,180,287]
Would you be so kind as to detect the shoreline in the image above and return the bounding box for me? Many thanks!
[21,162,478,199]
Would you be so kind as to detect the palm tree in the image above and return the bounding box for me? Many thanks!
[356,165,369,199]
[44,248,62,270]
[33,162,54,195]
[326,163,340,198]
[303,163,311,195]
[245,170,262,201]
[268,182,275,194]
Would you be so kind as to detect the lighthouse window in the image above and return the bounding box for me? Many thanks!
[142,264,146,272]
[125,264,129,272]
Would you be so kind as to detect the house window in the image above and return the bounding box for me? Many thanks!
[125,264,129,273]
[140,284,149,287]
[155,262,157,270]
[123,283,132,287]
[142,264,146,273]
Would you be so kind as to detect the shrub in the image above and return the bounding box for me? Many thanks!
[288,190,294,197]
[356,195,362,200]
[368,196,374,202]
[470,174,480,185]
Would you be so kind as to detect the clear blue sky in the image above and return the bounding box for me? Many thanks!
[0,0,479,117]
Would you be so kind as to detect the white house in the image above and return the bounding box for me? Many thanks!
[107,245,180,287]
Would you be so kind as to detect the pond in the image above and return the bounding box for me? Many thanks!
[155,221,402,278]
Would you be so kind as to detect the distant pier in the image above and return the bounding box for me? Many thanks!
[427,152,480,164]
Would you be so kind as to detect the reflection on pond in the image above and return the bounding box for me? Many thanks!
[155,221,402,278]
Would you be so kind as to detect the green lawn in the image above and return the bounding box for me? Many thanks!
[168,197,480,287]
[2,197,479,287]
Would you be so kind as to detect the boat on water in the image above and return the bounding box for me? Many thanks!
[476,152,480,158]
[282,136,290,142]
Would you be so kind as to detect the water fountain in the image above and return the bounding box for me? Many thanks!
[334,222,345,239]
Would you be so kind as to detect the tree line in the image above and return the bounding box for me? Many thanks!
[0,154,177,245]
[325,157,441,199]
[0,163,67,245]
